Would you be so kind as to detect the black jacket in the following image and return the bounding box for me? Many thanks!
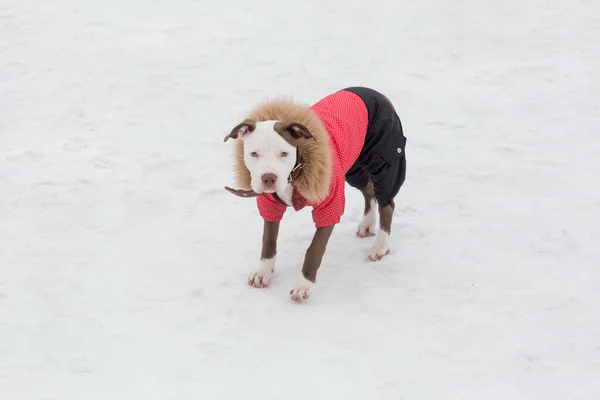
[343,86,407,207]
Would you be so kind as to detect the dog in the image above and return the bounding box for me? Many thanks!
[223,87,407,302]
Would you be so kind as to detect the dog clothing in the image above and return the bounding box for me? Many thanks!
[257,87,407,228]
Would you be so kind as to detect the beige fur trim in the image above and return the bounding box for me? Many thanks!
[230,98,332,203]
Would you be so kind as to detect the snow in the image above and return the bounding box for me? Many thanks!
[1,0,599,398]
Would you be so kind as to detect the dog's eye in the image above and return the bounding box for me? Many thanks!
[280,151,289,157]
[250,151,259,158]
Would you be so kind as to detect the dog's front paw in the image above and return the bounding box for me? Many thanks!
[290,275,314,302]
[248,258,275,288]
[369,231,390,261]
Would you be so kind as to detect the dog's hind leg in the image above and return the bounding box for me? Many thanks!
[369,153,406,260]
[369,200,394,261]
[357,181,378,237]
[345,164,378,237]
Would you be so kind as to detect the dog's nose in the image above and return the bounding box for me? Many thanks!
[261,173,277,188]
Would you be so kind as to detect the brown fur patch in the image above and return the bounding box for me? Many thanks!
[361,182,375,215]
[301,225,335,283]
[261,220,279,260]
[223,119,256,142]
[379,201,395,234]
[273,121,315,147]
[230,98,332,203]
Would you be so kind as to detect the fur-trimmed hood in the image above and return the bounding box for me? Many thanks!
[230,98,332,204]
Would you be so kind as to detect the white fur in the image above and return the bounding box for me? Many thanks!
[277,183,294,206]
[239,121,297,194]
[369,230,390,261]
[290,275,314,302]
[248,258,275,288]
[357,199,378,237]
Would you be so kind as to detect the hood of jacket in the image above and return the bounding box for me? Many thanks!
[229,98,332,204]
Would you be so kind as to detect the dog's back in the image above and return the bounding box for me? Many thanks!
[309,89,370,174]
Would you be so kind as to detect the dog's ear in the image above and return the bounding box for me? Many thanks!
[223,119,257,142]
[281,122,316,141]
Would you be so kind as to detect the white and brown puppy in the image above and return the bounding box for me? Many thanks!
[224,87,407,302]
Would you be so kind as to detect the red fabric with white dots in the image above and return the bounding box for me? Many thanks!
[257,90,369,228]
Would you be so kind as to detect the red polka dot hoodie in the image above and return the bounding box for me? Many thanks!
[229,89,370,228]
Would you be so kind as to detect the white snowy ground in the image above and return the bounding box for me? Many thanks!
[1,0,599,398]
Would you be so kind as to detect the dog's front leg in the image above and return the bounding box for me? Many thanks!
[248,220,280,288]
[290,225,335,302]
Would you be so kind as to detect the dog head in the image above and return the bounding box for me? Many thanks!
[224,118,315,194]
